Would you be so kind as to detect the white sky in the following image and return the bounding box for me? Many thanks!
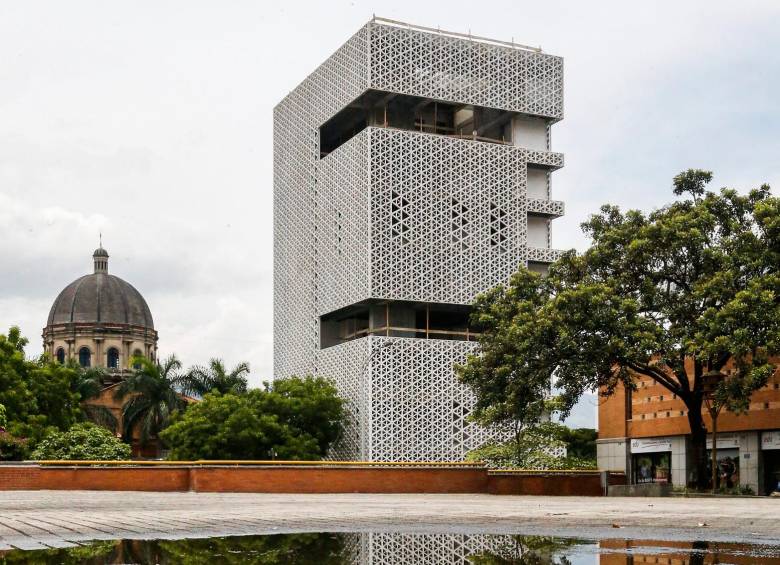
[1,1,778,427]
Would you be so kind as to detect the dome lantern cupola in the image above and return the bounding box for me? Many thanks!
[93,245,109,274]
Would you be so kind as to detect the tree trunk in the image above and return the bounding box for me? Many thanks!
[711,410,718,493]
[686,401,708,489]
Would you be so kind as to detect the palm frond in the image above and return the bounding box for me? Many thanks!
[83,404,119,433]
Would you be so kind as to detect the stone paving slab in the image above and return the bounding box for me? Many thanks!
[0,491,778,550]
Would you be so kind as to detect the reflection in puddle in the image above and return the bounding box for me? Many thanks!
[0,534,778,564]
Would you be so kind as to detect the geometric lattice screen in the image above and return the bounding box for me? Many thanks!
[345,532,580,564]
[320,336,498,461]
[274,18,565,461]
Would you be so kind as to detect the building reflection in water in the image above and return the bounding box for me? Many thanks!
[1,533,778,564]
[599,539,780,565]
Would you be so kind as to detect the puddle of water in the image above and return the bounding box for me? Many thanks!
[1,533,779,564]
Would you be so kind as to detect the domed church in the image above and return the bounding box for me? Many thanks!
[43,245,158,377]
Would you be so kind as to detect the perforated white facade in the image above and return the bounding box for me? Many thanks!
[274,18,565,461]
[347,532,559,563]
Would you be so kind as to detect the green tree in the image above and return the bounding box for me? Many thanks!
[557,427,597,461]
[114,355,187,446]
[466,421,596,470]
[160,376,345,460]
[0,326,36,426]
[177,358,250,397]
[31,422,131,460]
[0,327,85,448]
[458,171,779,487]
[154,533,346,564]
[0,430,28,461]
[468,535,579,565]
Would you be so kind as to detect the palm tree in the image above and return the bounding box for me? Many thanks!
[114,355,186,446]
[177,358,250,397]
[74,366,119,433]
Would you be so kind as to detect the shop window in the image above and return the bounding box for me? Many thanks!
[706,449,739,490]
[78,347,91,368]
[633,452,671,484]
[764,451,780,495]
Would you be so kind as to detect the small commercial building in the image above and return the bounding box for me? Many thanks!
[598,366,780,494]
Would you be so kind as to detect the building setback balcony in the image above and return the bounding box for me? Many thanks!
[319,89,561,158]
[320,300,479,349]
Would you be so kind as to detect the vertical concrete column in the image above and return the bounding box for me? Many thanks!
[739,431,761,494]
[94,338,104,368]
[123,340,132,370]
[596,438,629,473]
[670,436,691,488]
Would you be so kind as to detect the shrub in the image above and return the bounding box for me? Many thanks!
[0,431,29,461]
[31,422,131,461]
[161,376,345,460]
[466,422,597,470]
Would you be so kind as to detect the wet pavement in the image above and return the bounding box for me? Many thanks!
[0,491,778,551]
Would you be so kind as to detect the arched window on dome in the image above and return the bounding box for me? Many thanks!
[78,347,91,368]
[107,347,120,370]
[55,347,65,364]
[132,349,143,370]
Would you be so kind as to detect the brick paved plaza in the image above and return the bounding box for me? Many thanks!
[0,492,778,550]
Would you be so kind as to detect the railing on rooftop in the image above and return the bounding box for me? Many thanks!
[372,16,543,54]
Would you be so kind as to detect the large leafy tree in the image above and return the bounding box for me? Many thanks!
[458,171,779,487]
[160,376,345,460]
[176,358,250,397]
[114,355,187,446]
[0,326,84,448]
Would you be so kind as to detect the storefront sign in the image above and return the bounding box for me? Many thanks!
[761,431,780,450]
[706,433,740,450]
[630,438,672,454]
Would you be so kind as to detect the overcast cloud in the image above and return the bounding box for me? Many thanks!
[1,1,778,428]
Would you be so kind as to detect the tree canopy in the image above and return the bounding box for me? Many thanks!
[114,355,187,446]
[458,171,779,486]
[160,376,345,460]
[0,326,85,449]
[176,358,250,397]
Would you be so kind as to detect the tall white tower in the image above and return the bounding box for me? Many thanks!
[274,18,565,461]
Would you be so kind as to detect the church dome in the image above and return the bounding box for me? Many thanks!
[46,247,154,329]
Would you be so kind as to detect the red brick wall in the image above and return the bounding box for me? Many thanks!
[0,466,41,490]
[487,473,604,496]
[192,466,488,493]
[599,363,780,440]
[0,465,620,496]
[36,467,191,491]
